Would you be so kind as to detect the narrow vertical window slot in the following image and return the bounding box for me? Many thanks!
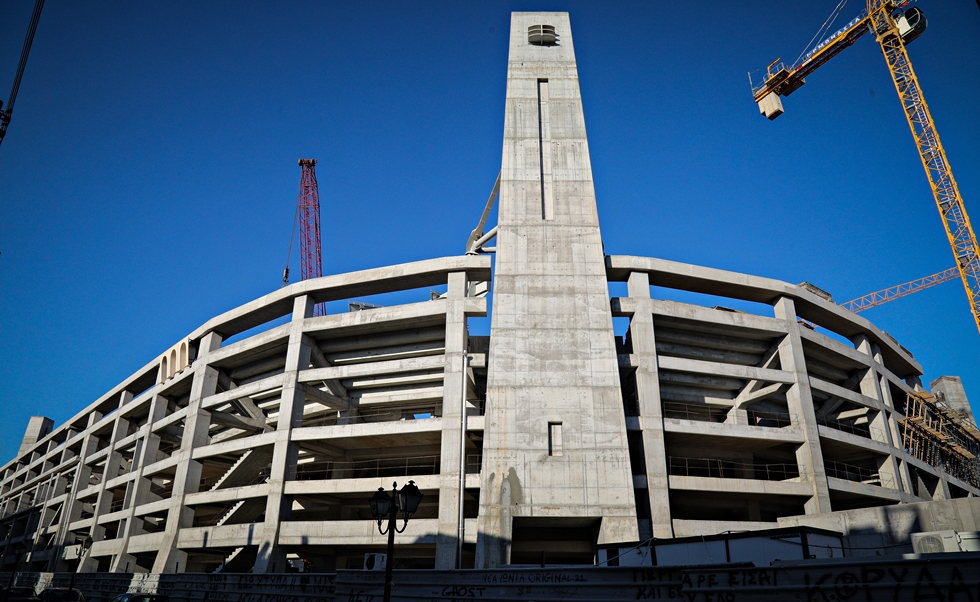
[548,422,563,456]
[537,79,554,220]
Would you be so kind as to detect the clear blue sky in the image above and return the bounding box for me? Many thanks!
[1,1,978,462]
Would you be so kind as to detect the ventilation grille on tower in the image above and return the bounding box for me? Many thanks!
[528,25,556,45]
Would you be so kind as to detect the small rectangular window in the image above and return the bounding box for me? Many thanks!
[548,422,563,456]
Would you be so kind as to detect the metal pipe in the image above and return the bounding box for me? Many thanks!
[471,226,498,253]
[465,172,501,254]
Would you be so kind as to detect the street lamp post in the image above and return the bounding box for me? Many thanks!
[2,543,26,602]
[369,480,423,602]
[67,535,92,596]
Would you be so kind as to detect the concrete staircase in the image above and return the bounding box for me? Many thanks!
[213,501,246,527]
[215,498,266,527]
[213,546,257,573]
[209,448,273,492]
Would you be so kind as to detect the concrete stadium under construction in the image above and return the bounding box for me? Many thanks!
[1,12,978,577]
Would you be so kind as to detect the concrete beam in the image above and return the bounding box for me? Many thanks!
[187,255,491,342]
[667,475,814,497]
[298,355,453,383]
[209,411,267,432]
[657,356,796,385]
[736,383,788,409]
[284,474,441,496]
[203,375,285,411]
[277,518,441,547]
[184,484,269,506]
[809,377,880,410]
[607,255,921,378]
[300,384,348,411]
[307,337,349,402]
[826,477,909,503]
[664,420,805,445]
[206,325,291,366]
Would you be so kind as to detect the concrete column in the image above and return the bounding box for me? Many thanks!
[110,394,169,572]
[851,335,909,494]
[253,295,314,574]
[877,376,915,495]
[476,12,638,569]
[772,297,832,514]
[625,272,672,538]
[49,430,100,571]
[90,453,121,545]
[854,337,905,445]
[90,399,132,548]
[152,331,223,573]
[435,272,470,569]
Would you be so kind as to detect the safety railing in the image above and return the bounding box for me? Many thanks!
[302,403,443,428]
[294,455,441,481]
[824,460,881,485]
[662,403,794,428]
[746,409,795,428]
[465,454,482,474]
[662,402,729,423]
[668,456,800,481]
[749,61,789,94]
[108,498,125,513]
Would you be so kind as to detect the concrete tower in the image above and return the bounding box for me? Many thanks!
[475,12,639,567]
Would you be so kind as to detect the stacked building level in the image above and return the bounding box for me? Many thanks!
[1,12,977,575]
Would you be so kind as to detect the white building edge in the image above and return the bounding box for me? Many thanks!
[2,12,978,575]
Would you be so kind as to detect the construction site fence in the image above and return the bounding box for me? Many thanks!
[3,552,978,601]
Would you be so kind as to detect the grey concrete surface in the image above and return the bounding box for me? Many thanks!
[475,12,639,568]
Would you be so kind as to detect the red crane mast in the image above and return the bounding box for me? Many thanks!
[297,158,325,316]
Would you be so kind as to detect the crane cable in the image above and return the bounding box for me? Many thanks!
[793,0,849,68]
[0,0,45,148]
[282,201,299,286]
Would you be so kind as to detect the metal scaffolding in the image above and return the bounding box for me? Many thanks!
[901,391,980,489]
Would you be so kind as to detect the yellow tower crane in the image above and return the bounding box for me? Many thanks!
[840,267,958,313]
[751,1,980,335]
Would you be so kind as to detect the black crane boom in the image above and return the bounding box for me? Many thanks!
[0,0,45,148]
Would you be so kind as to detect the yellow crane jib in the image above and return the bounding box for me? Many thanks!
[840,267,959,313]
[750,1,980,336]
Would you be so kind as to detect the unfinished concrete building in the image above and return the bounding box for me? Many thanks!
[1,12,977,575]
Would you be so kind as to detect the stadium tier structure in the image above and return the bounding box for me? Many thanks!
[2,13,978,574]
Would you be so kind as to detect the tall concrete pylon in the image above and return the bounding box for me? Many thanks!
[475,12,639,568]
